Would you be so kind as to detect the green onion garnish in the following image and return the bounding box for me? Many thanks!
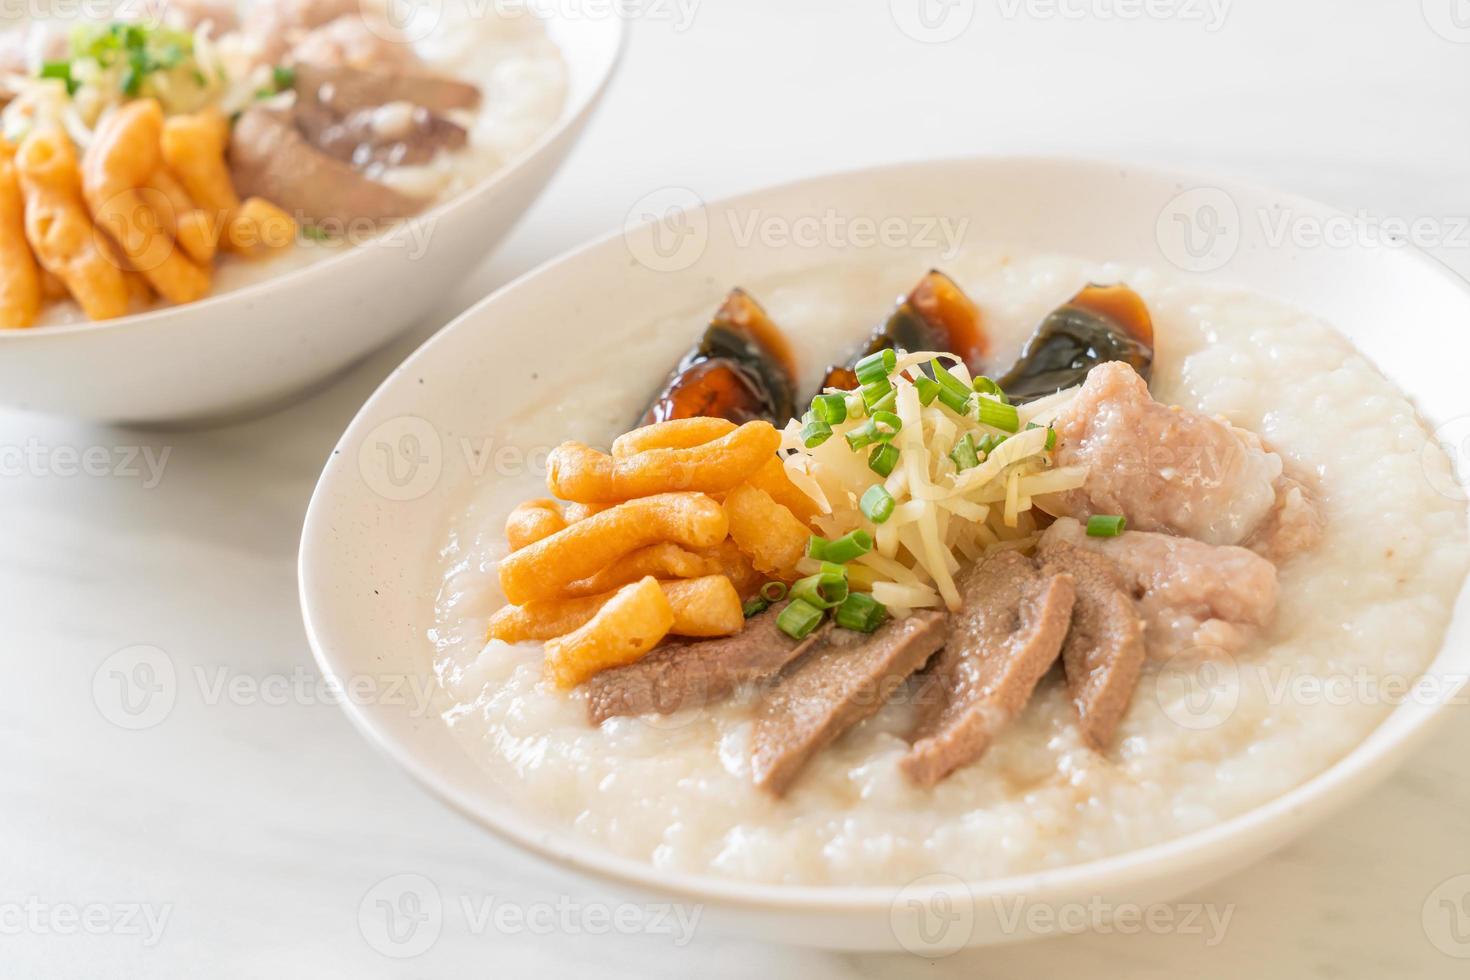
[791,569,849,610]
[867,387,897,415]
[845,421,878,451]
[977,397,1020,432]
[860,484,895,523]
[914,376,941,406]
[776,598,824,639]
[1026,421,1057,450]
[40,60,78,95]
[760,581,788,602]
[977,433,1004,456]
[272,65,296,91]
[949,433,979,471]
[807,530,873,563]
[871,411,902,440]
[860,378,893,411]
[936,386,972,416]
[868,443,899,477]
[811,393,847,425]
[972,376,1008,402]
[743,597,770,618]
[835,592,888,633]
[801,417,833,448]
[1086,514,1127,537]
[930,358,971,397]
[854,349,896,386]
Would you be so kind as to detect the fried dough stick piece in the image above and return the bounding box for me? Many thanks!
[0,144,42,327]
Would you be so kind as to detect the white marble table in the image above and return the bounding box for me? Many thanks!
[6,2,1470,975]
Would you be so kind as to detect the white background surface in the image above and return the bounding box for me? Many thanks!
[5,0,1470,975]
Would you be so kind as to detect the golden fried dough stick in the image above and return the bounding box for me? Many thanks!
[611,417,737,457]
[83,100,210,304]
[163,110,295,257]
[15,128,129,321]
[547,421,782,503]
[0,146,42,327]
[560,541,712,597]
[489,575,742,644]
[505,498,567,551]
[497,492,728,604]
[543,577,674,688]
[745,455,820,525]
[144,167,217,265]
[723,482,810,577]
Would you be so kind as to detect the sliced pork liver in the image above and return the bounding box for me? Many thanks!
[293,61,482,116]
[1046,362,1291,547]
[229,108,425,224]
[901,552,1075,788]
[751,611,948,797]
[1038,538,1147,749]
[584,603,826,725]
[1041,517,1278,660]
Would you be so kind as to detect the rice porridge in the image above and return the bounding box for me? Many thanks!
[429,249,1468,886]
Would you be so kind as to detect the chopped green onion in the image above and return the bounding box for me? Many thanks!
[866,387,897,415]
[835,592,888,633]
[868,443,900,477]
[949,433,979,471]
[742,597,770,618]
[854,349,896,385]
[811,393,847,425]
[930,358,971,397]
[1026,421,1057,450]
[845,421,878,451]
[860,484,895,523]
[977,433,1004,456]
[807,529,873,563]
[791,569,849,610]
[972,376,1008,403]
[914,376,941,406]
[1086,514,1127,537]
[936,386,972,415]
[801,417,833,448]
[272,65,297,90]
[776,598,824,639]
[40,61,77,96]
[860,378,893,411]
[977,397,1020,432]
[819,561,847,578]
[760,581,788,602]
[871,411,902,440]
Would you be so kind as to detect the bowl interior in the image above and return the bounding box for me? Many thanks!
[300,157,1470,911]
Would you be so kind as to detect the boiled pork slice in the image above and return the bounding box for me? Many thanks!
[751,611,949,797]
[901,552,1076,788]
[584,602,827,725]
[1046,362,1303,548]
[1038,538,1147,749]
[1041,517,1278,660]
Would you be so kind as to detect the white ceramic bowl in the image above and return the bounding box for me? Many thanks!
[0,13,623,425]
[298,158,1470,951]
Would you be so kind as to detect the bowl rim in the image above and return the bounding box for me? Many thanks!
[0,9,627,341]
[299,153,1470,913]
